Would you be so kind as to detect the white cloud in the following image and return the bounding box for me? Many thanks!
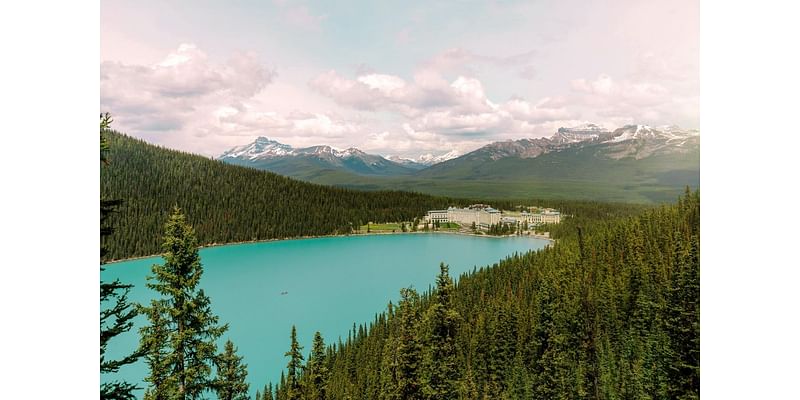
[569,55,699,127]
[101,44,357,154]
[310,63,576,142]
[102,43,697,158]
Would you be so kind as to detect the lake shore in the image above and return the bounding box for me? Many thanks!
[104,229,554,265]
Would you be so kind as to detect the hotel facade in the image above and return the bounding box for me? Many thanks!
[426,205,561,229]
[425,205,502,229]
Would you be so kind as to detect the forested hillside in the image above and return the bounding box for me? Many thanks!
[101,131,649,261]
[100,132,458,260]
[269,190,699,399]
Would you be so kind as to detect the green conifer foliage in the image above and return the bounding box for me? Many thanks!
[306,331,329,400]
[139,305,174,400]
[263,383,274,400]
[424,264,460,400]
[311,192,698,399]
[284,326,305,400]
[100,113,142,400]
[213,340,250,400]
[396,288,423,400]
[140,207,229,399]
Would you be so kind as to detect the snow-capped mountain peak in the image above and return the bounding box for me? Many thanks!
[219,137,293,160]
[604,124,698,144]
[415,150,462,165]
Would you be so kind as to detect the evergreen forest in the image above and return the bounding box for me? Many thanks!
[262,189,699,400]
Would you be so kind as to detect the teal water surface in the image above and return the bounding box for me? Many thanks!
[101,233,548,398]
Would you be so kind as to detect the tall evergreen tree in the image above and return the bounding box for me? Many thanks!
[100,113,142,400]
[305,331,329,400]
[665,233,700,399]
[276,372,287,400]
[423,264,460,400]
[140,207,229,399]
[285,326,305,400]
[213,340,250,400]
[263,383,274,400]
[396,288,423,400]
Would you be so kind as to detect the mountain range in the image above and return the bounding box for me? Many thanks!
[218,124,699,203]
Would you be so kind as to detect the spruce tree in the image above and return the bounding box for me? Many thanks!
[665,234,700,399]
[100,113,142,400]
[263,383,274,400]
[306,331,329,400]
[380,335,400,400]
[423,263,460,400]
[396,288,423,400]
[262,382,273,400]
[285,326,305,400]
[213,340,250,400]
[140,207,229,399]
[276,372,287,400]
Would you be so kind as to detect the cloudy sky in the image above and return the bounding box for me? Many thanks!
[101,0,699,158]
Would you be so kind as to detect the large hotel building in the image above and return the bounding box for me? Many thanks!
[426,204,561,229]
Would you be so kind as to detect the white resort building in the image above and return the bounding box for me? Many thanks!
[426,209,449,224]
[425,204,502,229]
[425,204,561,230]
[520,209,562,225]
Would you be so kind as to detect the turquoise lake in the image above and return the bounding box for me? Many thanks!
[101,233,549,398]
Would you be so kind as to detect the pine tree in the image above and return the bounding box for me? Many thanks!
[140,207,229,399]
[263,383,274,400]
[285,326,305,400]
[380,335,400,400]
[424,264,460,400]
[100,113,142,400]
[306,332,328,400]
[213,340,250,400]
[396,288,423,400]
[276,373,287,400]
[665,233,700,399]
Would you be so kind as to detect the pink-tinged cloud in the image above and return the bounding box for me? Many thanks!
[101,44,358,155]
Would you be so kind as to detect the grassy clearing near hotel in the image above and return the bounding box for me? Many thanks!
[358,221,462,232]
[358,223,405,232]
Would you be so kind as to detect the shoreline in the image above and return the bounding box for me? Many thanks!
[103,229,554,265]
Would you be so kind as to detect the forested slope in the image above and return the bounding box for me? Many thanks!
[100,131,649,261]
[100,132,459,260]
[274,190,699,399]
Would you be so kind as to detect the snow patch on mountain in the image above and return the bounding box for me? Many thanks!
[219,138,376,161]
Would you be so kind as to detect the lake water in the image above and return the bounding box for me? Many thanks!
[101,233,549,398]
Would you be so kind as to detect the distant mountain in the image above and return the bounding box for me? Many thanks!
[417,124,700,186]
[415,150,462,165]
[218,125,699,203]
[219,137,417,178]
[386,150,462,169]
[386,156,427,170]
